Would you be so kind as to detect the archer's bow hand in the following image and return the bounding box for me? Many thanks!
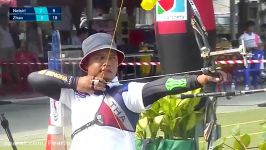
[196,71,226,86]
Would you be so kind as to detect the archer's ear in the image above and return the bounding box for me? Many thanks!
[84,60,89,70]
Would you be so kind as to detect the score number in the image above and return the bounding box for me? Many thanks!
[52,15,58,20]
[49,15,61,21]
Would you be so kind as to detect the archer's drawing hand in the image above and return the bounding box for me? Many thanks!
[77,76,107,93]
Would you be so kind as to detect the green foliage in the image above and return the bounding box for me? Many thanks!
[213,119,266,150]
[259,142,266,150]
[135,89,203,140]
[212,137,226,150]
[233,134,251,150]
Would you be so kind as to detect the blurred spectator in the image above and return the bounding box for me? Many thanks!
[9,22,20,49]
[71,27,88,45]
[260,23,266,49]
[26,22,43,58]
[0,14,16,85]
[0,15,16,61]
[239,21,266,78]
[239,21,264,50]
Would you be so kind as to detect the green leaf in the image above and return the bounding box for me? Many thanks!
[138,117,148,129]
[154,115,164,125]
[232,125,241,136]
[259,142,266,150]
[149,123,159,138]
[162,115,171,125]
[177,112,197,139]
[160,123,171,138]
[145,109,159,119]
[150,101,160,112]
[169,98,177,113]
[233,136,246,150]
[161,115,175,138]
[148,116,164,138]
[240,134,251,148]
[160,99,171,114]
[136,123,146,139]
[178,99,190,108]
[212,137,226,150]
[185,112,197,131]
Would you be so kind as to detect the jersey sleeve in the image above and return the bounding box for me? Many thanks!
[122,82,146,113]
[141,75,202,107]
[27,69,78,100]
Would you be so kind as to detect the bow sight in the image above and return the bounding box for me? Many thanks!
[199,41,250,75]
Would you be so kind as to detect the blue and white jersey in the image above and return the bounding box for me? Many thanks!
[59,77,146,150]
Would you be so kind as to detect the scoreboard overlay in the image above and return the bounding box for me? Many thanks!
[9,7,61,22]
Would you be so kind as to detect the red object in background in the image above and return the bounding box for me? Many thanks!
[14,51,46,91]
[193,0,215,31]
[15,51,39,84]
[15,51,39,65]
[0,0,17,7]
[158,0,174,11]
[0,51,43,94]
[155,0,215,34]
[154,0,216,74]
[155,21,187,34]
[128,30,145,48]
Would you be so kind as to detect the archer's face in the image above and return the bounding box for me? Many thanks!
[86,49,118,81]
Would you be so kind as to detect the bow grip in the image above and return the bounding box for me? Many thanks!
[179,94,195,99]
[201,67,221,79]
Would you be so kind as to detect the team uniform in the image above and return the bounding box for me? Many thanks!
[61,77,145,150]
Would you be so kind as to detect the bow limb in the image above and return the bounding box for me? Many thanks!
[189,0,214,73]
[102,0,124,79]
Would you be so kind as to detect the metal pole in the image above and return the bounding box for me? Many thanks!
[258,0,263,32]
[112,0,118,20]
[86,0,93,27]
[230,0,236,40]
